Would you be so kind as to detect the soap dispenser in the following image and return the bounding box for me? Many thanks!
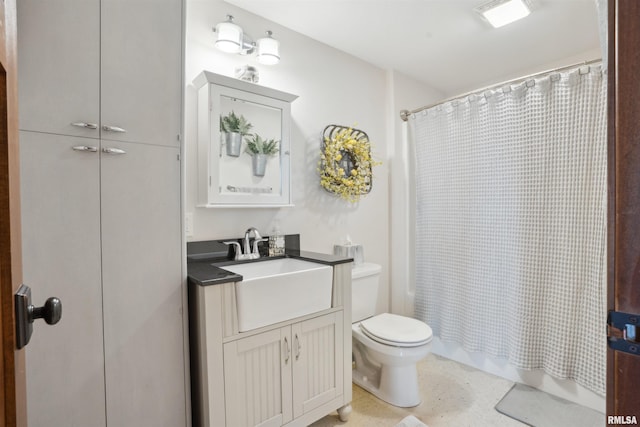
[268,223,285,256]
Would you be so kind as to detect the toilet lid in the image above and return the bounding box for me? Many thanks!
[360,313,433,347]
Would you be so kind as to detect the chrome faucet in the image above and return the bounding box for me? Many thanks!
[243,227,263,257]
[224,227,267,261]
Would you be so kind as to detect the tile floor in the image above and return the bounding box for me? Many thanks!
[311,354,525,427]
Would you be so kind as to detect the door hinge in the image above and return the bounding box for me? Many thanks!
[607,310,640,356]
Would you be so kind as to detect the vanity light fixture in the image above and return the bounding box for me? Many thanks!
[213,15,280,65]
[474,0,532,28]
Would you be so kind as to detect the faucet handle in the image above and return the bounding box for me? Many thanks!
[223,241,242,260]
[252,238,268,255]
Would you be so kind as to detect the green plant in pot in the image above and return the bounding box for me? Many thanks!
[245,134,280,177]
[220,111,252,157]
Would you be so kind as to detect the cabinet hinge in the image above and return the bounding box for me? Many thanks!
[607,310,640,356]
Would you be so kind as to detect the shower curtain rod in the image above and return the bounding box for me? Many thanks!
[399,58,602,121]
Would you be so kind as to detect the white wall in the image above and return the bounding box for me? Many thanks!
[386,70,445,315]
[451,47,602,97]
[185,0,393,312]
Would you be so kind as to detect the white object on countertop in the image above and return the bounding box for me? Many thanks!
[333,235,364,264]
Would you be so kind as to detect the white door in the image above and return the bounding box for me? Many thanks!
[17,0,100,138]
[223,327,293,427]
[100,0,182,146]
[100,141,184,426]
[20,131,106,426]
[292,312,343,418]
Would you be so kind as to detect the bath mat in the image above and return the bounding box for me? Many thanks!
[495,384,604,427]
[394,415,428,427]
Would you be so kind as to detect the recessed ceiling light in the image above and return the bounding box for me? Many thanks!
[475,0,532,28]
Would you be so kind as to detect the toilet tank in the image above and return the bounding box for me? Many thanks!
[351,262,382,322]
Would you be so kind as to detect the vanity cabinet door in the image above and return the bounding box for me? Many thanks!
[100,0,182,146]
[292,312,344,418]
[17,0,100,138]
[101,141,185,426]
[223,328,293,427]
[20,132,105,426]
[221,312,344,426]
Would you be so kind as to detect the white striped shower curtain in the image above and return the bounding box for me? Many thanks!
[411,66,607,395]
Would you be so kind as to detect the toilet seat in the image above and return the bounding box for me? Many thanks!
[360,313,432,348]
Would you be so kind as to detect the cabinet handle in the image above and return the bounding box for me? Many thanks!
[71,122,98,130]
[295,333,301,360]
[102,125,127,133]
[102,147,126,155]
[283,336,290,364]
[72,145,98,153]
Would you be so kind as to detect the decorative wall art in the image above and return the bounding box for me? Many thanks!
[319,125,379,202]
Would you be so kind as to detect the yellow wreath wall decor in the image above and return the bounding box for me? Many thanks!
[319,125,380,203]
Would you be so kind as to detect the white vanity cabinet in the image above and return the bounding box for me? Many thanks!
[224,312,343,426]
[190,262,353,427]
[17,0,186,426]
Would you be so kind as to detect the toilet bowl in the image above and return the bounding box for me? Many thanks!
[352,313,432,407]
[350,263,433,407]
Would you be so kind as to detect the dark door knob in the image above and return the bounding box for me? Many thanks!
[29,297,62,325]
[15,285,63,349]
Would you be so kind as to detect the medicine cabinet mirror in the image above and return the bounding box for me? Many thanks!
[194,71,298,207]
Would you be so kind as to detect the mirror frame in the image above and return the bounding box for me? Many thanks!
[194,71,298,207]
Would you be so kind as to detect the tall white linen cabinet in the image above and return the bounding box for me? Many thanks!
[17,1,186,426]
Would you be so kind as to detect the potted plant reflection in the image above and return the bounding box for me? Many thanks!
[220,111,252,157]
[245,134,280,177]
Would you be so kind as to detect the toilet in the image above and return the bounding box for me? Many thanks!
[351,262,433,407]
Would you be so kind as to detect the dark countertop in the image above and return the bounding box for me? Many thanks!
[188,248,353,287]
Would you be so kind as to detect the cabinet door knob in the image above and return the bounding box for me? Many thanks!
[71,122,98,130]
[102,147,126,155]
[102,125,127,133]
[72,145,98,153]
